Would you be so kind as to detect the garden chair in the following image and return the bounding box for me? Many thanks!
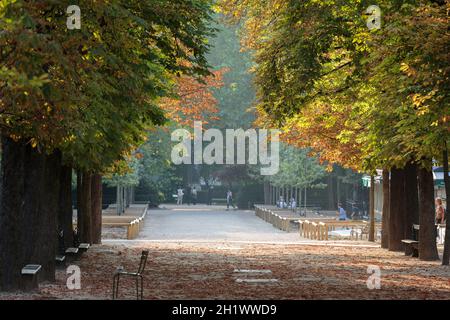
[112,250,149,300]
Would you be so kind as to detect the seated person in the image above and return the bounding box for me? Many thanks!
[337,203,347,221]
[277,196,285,208]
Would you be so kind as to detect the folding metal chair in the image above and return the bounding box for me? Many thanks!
[112,250,149,300]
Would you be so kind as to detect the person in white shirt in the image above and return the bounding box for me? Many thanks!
[177,188,184,205]
[192,187,198,205]
[290,197,297,211]
[226,190,235,210]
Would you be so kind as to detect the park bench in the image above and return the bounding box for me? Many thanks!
[21,264,42,291]
[113,250,149,300]
[56,230,67,267]
[299,219,369,240]
[104,219,142,239]
[78,243,90,252]
[298,218,339,239]
[255,205,307,232]
[55,229,88,265]
[102,209,147,239]
[402,224,420,257]
[65,247,80,262]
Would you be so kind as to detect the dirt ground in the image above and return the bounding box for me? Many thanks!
[1,242,449,300]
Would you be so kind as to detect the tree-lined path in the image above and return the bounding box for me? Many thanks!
[0,0,449,301]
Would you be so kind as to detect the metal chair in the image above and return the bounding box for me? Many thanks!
[112,250,149,300]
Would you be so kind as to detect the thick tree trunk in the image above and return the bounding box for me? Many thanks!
[36,150,61,282]
[0,136,61,290]
[0,136,26,291]
[91,174,102,244]
[77,171,92,244]
[389,167,407,251]
[59,165,74,249]
[417,166,439,261]
[381,170,390,249]
[442,146,450,265]
[404,162,419,240]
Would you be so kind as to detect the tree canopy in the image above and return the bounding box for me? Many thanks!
[220,0,450,172]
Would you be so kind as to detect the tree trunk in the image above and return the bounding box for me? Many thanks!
[116,186,122,215]
[381,170,390,249]
[0,136,61,290]
[59,165,74,249]
[0,136,27,291]
[76,170,82,237]
[336,177,341,203]
[275,187,278,203]
[304,188,307,212]
[369,175,375,242]
[77,171,92,244]
[404,162,419,240]
[442,146,450,265]
[263,182,270,205]
[417,166,439,261]
[131,186,135,204]
[270,185,274,205]
[389,167,407,251]
[327,175,334,210]
[299,188,302,209]
[124,187,128,208]
[91,174,102,244]
[36,150,61,282]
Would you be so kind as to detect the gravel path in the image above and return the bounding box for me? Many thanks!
[137,205,303,242]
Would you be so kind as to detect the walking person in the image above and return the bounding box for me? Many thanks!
[207,185,213,205]
[436,197,446,243]
[435,197,445,225]
[226,190,235,211]
[177,187,184,205]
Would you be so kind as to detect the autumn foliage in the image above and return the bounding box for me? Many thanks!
[160,69,228,126]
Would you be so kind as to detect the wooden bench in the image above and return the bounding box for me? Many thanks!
[102,209,146,240]
[299,220,370,240]
[21,264,42,291]
[402,224,420,257]
[254,205,306,232]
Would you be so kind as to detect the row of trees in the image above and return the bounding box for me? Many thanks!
[0,0,216,291]
[264,144,327,208]
[134,17,259,201]
[220,0,450,262]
